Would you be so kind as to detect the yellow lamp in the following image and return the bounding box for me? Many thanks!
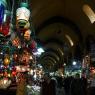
[4,55,10,65]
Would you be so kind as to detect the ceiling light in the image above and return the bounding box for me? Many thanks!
[83,4,95,24]
[38,48,44,53]
[72,61,77,65]
[65,35,74,46]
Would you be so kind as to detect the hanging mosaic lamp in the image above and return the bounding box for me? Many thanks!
[1,10,11,36]
[0,0,7,24]
[16,2,30,30]
[3,54,10,66]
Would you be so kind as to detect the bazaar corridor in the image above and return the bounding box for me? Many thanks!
[0,0,95,95]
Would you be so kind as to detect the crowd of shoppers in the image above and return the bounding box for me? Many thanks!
[16,72,95,95]
[40,73,95,95]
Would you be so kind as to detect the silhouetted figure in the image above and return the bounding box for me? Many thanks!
[70,73,87,95]
[49,78,56,95]
[64,76,73,95]
[81,76,87,95]
[89,74,95,95]
[41,73,56,95]
[56,76,65,95]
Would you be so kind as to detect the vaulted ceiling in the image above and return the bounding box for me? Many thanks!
[8,0,95,71]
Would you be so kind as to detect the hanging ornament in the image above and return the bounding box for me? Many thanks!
[0,0,7,25]
[13,53,18,62]
[1,23,10,36]
[12,37,21,47]
[3,71,8,77]
[16,65,29,73]
[12,71,16,77]
[0,78,11,89]
[24,29,31,41]
[0,0,11,36]
[3,54,10,65]
[16,2,30,30]
[20,49,30,65]
[29,40,37,52]
[0,10,11,36]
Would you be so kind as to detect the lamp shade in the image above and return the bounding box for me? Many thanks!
[16,3,30,30]
[0,0,7,24]
[0,3,5,24]
[0,10,11,36]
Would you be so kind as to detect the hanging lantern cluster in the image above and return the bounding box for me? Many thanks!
[11,1,37,74]
[0,46,16,77]
[0,1,12,79]
[0,46,17,90]
[0,0,38,89]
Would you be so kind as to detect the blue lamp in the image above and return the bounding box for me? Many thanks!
[0,0,7,24]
